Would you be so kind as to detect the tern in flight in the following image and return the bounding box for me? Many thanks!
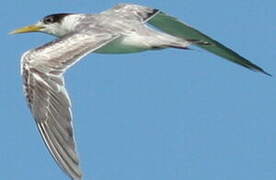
[10,3,270,180]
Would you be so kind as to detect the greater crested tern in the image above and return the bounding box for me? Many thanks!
[10,3,270,180]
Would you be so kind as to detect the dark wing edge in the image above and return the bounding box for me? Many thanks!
[21,32,120,180]
[147,11,271,76]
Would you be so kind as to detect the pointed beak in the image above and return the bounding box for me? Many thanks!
[9,25,44,34]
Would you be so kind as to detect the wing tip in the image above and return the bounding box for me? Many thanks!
[246,62,271,77]
[256,68,272,77]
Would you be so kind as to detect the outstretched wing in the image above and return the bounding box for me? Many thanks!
[109,3,270,75]
[21,32,119,180]
[147,11,270,75]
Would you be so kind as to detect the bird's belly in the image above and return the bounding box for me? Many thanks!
[95,36,152,54]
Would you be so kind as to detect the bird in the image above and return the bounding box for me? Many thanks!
[10,3,270,180]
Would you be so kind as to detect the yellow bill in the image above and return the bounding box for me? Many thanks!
[9,25,43,34]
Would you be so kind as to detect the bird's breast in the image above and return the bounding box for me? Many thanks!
[95,35,153,54]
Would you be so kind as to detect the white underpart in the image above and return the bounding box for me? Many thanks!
[96,30,190,54]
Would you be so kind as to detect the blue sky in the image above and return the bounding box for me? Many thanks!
[1,0,276,180]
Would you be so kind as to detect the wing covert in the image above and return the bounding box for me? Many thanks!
[104,3,160,22]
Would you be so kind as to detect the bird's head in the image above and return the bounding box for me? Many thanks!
[10,13,84,37]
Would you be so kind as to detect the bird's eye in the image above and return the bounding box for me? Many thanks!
[43,16,55,24]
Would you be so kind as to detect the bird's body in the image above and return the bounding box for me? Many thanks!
[10,3,270,180]
[35,12,190,54]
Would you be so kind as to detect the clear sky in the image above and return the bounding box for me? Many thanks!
[1,0,276,180]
